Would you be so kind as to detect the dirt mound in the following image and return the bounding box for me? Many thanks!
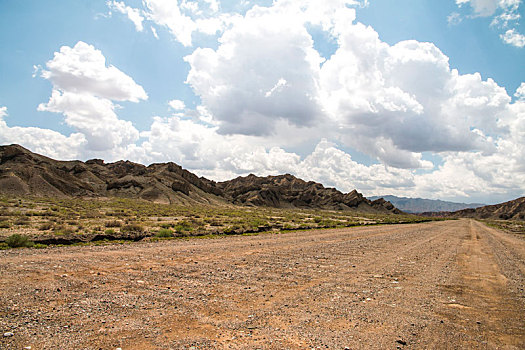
[452,197,525,220]
[0,144,399,213]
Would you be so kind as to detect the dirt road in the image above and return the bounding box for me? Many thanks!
[1,219,524,349]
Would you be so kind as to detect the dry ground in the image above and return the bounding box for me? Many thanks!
[1,219,524,349]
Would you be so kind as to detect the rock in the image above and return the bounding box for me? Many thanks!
[3,331,14,337]
[396,339,407,346]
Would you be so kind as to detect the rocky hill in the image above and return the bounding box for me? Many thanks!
[0,144,225,205]
[368,195,484,213]
[452,197,525,220]
[217,174,402,212]
[0,144,399,213]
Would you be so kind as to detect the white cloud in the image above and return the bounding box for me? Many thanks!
[38,41,145,152]
[515,82,525,99]
[41,41,147,102]
[185,2,324,135]
[168,99,186,110]
[38,90,139,151]
[151,26,159,39]
[0,109,86,160]
[456,0,500,17]
[143,0,196,46]
[447,12,463,25]
[108,1,144,31]
[318,20,505,167]
[500,28,525,47]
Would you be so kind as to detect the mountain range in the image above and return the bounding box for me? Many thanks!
[0,144,400,214]
[368,195,485,213]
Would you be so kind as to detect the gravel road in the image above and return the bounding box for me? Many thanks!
[1,219,524,349]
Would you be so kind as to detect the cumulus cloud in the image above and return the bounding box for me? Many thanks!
[38,90,139,151]
[320,18,505,166]
[40,41,147,102]
[168,99,186,110]
[500,28,525,47]
[108,1,144,31]
[185,2,324,135]
[38,41,145,152]
[0,107,86,160]
[141,0,237,46]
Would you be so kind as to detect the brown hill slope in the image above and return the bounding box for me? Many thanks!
[453,197,525,220]
[216,174,402,213]
[0,144,399,213]
[0,144,224,205]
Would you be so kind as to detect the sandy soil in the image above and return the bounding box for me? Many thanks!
[1,219,524,349]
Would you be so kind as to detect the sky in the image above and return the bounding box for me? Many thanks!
[0,0,524,204]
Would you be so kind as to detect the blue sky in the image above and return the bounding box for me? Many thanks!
[1,0,524,204]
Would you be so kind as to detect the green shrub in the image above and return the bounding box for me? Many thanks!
[121,223,144,233]
[6,234,34,248]
[53,225,75,235]
[105,229,116,235]
[105,220,122,228]
[174,220,193,233]
[155,228,174,238]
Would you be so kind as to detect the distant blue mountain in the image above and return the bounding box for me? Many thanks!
[368,195,485,213]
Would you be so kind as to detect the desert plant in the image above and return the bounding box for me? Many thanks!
[105,220,122,228]
[121,223,144,233]
[155,228,174,238]
[6,234,34,248]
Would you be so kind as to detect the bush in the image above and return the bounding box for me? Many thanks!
[121,223,144,233]
[174,220,193,233]
[53,225,75,235]
[105,220,122,228]
[104,229,116,235]
[6,234,33,248]
[156,228,174,238]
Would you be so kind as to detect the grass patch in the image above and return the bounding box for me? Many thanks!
[155,228,174,238]
[6,234,34,248]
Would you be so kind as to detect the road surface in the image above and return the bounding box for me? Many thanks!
[1,219,524,349]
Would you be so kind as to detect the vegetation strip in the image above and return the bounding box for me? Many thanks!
[0,196,442,249]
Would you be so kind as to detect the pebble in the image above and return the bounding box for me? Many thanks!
[3,331,14,337]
